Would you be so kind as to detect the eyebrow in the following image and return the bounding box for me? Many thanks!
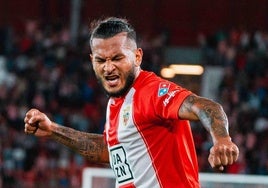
[93,56,106,62]
[94,53,124,60]
[94,56,105,60]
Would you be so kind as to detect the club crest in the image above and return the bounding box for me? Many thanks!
[122,106,131,126]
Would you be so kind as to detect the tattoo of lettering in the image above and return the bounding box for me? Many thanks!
[183,95,229,137]
[51,125,108,163]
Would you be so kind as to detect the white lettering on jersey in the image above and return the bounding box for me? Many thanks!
[110,146,134,183]
[163,90,180,106]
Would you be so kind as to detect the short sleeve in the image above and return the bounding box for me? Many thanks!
[152,82,192,120]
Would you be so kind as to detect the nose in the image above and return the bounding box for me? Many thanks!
[103,60,115,73]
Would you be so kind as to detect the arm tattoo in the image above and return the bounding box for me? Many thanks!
[182,95,229,138]
[50,124,109,163]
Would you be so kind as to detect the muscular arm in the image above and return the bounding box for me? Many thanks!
[178,94,239,171]
[50,122,109,163]
[179,94,229,143]
[24,109,109,164]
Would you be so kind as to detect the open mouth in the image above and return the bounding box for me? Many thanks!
[105,75,120,87]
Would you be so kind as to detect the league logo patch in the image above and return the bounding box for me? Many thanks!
[158,82,170,97]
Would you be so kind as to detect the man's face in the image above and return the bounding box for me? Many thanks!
[90,32,142,97]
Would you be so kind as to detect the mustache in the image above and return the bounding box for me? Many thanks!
[96,72,135,98]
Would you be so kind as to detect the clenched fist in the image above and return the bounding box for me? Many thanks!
[24,109,54,137]
[208,136,239,171]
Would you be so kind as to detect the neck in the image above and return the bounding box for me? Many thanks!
[134,67,142,80]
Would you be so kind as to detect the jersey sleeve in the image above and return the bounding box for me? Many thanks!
[152,81,192,120]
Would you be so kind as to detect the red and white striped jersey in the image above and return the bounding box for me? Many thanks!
[104,71,200,188]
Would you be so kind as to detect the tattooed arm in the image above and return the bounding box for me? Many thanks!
[24,109,109,163]
[179,94,229,140]
[51,124,109,163]
[179,94,239,171]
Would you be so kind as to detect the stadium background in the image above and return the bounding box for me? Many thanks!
[0,0,268,187]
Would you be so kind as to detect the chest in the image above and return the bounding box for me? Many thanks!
[106,88,139,146]
[105,87,166,148]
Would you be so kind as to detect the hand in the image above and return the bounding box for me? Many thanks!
[24,108,53,137]
[208,137,239,171]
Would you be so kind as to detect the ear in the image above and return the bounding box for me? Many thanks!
[135,48,143,66]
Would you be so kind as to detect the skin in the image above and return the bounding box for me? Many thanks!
[24,32,239,170]
[179,95,239,170]
[90,32,142,97]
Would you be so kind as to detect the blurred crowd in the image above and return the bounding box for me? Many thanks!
[0,20,109,188]
[196,28,268,174]
[0,20,268,187]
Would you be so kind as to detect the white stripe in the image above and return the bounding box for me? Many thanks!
[116,88,160,188]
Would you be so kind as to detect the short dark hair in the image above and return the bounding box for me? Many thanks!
[89,17,137,49]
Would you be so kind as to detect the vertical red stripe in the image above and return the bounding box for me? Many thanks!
[107,99,124,146]
[119,182,136,188]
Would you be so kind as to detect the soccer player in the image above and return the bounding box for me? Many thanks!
[24,17,239,188]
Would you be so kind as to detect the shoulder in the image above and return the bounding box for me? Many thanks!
[134,71,171,88]
[133,71,168,93]
[133,71,188,99]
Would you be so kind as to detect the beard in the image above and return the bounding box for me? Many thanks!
[97,69,136,98]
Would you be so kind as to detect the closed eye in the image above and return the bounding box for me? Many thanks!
[112,56,124,61]
[93,55,125,63]
[94,57,106,63]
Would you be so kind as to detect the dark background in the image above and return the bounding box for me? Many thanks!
[1,0,267,46]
